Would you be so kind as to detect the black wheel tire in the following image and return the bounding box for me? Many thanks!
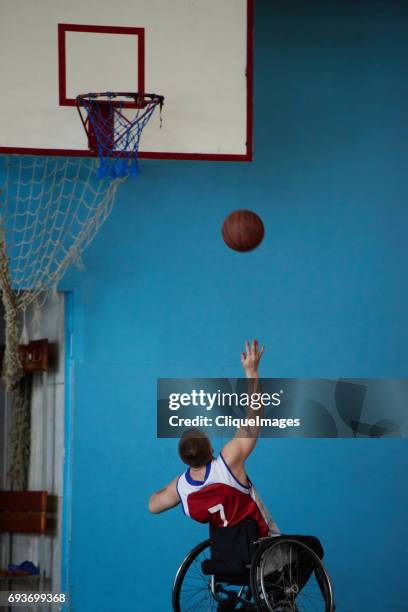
[249,538,335,612]
[172,539,211,612]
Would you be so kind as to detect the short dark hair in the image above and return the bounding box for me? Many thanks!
[178,429,212,468]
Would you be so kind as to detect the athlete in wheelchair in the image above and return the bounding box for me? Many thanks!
[149,341,335,611]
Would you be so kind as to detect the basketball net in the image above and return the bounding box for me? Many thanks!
[76,92,164,178]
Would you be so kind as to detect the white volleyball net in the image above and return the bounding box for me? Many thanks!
[0,154,123,487]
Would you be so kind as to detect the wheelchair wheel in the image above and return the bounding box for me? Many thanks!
[172,539,216,611]
[250,538,334,612]
[173,539,255,611]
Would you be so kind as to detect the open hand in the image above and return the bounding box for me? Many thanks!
[241,340,264,376]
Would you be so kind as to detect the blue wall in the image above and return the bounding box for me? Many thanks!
[62,2,408,610]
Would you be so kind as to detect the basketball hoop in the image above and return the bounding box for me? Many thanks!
[76,91,164,179]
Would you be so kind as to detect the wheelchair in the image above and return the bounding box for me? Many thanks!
[172,520,335,611]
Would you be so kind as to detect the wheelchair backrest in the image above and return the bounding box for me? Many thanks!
[209,519,259,564]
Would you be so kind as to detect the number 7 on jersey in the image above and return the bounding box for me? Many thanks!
[208,503,228,527]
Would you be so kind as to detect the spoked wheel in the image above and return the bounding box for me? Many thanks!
[172,540,255,611]
[250,538,334,612]
[172,540,217,611]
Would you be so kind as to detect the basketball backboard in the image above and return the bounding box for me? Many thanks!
[0,0,252,161]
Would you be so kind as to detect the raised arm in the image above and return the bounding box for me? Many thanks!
[221,340,264,471]
[148,477,180,514]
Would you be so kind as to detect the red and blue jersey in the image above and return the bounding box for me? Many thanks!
[177,454,280,537]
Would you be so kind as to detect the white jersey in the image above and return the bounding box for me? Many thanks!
[177,453,280,537]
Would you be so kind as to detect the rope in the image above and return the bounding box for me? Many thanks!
[7,375,31,490]
[0,224,28,489]
[0,225,24,391]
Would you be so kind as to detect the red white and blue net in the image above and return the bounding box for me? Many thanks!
[76,92,164,179]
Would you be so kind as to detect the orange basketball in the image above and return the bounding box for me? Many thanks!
[222,209,264,252]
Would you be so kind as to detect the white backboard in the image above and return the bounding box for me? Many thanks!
[0,0,252,160]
